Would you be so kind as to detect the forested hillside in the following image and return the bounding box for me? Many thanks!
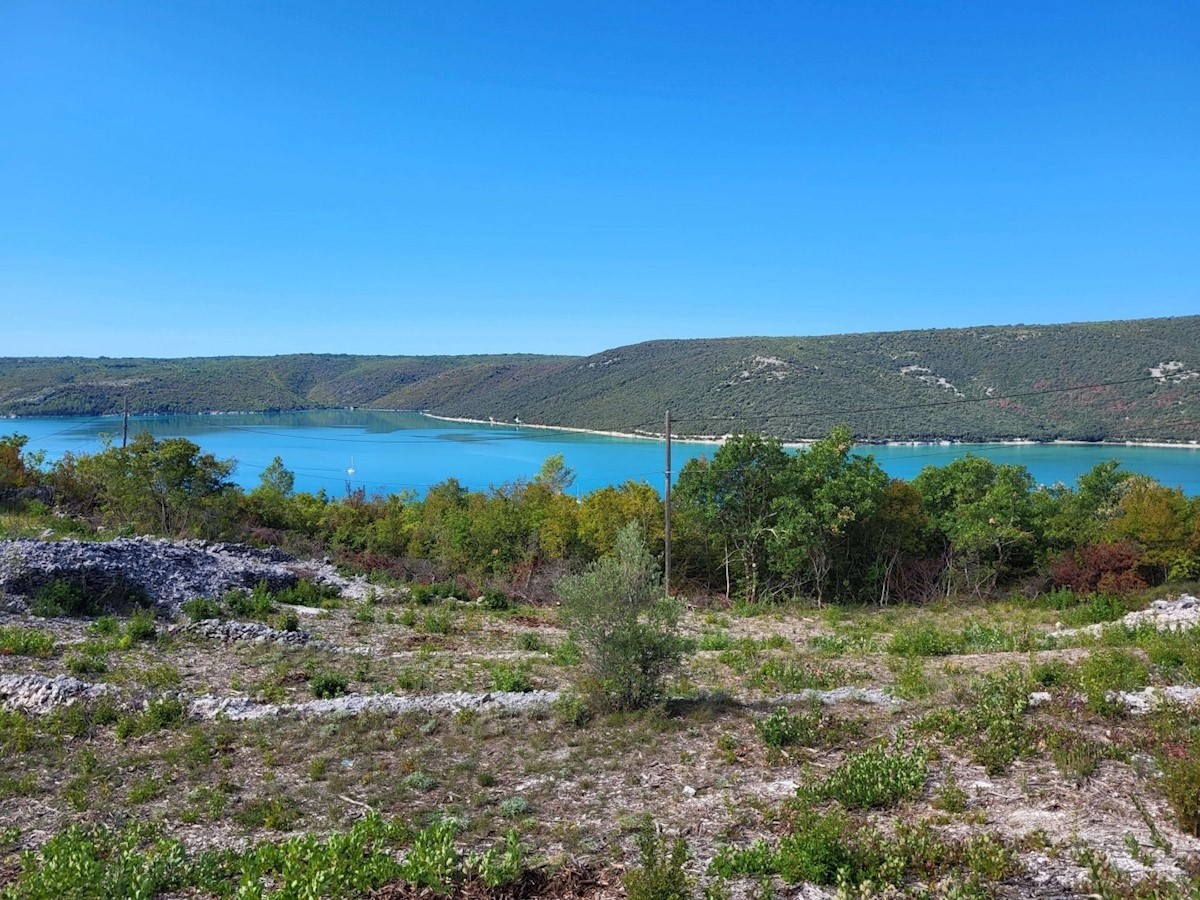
[3,316,1198,442]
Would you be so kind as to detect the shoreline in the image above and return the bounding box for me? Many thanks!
[8,407,1200,451]
[420,413,1200,451]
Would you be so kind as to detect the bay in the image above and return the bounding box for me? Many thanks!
[7,410,1199,497]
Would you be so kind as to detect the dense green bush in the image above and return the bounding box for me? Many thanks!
[623,817,692,900]
[807,735,928,809]
[557,522,687,710]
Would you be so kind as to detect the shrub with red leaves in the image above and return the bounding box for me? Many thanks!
[1051,541,1147,595]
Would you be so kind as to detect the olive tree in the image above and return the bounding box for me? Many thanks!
[556,522,687,710]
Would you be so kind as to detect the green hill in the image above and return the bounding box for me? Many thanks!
[3,316,1198,442]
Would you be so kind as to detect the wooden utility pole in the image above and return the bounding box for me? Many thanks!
[122,396,129,448]
[664,409,672,596]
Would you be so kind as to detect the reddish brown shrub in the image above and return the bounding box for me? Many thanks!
[1051,541,1147,595]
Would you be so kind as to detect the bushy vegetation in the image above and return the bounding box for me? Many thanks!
[4,423,1198,610]
[0,813,527,899]
[557,523,687,710]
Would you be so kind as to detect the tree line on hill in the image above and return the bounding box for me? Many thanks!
[3,427,1197,607]
[2,315,1198,442]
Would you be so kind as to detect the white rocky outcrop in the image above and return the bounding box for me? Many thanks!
[0,537,356,614]
[0,673,118,715]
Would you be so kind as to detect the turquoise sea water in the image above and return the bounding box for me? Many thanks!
[8,410,1199,497]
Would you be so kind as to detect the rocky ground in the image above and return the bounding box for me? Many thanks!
[0,538,1197,897]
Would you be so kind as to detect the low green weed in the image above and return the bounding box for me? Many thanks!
[1073,648,1149,716]
[756,705,821,750]
[805,734,928,809]
[623,817,692,900]
[488,661,534,693]
[115,697,185,741]
[309,671,349,699]
[0,624,55,656]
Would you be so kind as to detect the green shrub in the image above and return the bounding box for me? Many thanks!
[89,615,120,636]
[552,693,591,726]
[180,597,222,622]
[29,578,99,617]
[808,735,927,809]
[775,808,860,886]
[124,608,158,643]
[756,706,821,750]
[397,818,459,893]
[557,523,687,711]
[1074,648,1150,715]
[274,610,300,632]
[309,672,349,700]
[479,588,510,610]
[463,829,525,888]
[488,662,533,693]
[0,625,55,657]
[513,631,547,652]
[623,817,692,900]
[1161,754,1200,836]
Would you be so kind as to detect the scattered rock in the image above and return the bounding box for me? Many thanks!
[172,618,317,648]
[0,673,117,715]
[0,537,299,614]
[1113,685,1200,715]
[188,689,561,721]
[1052,594,1200,638]
[772,686,902,707]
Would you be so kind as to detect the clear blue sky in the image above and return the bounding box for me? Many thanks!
[2,1,1196,358]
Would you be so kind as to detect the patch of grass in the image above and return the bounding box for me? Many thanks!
[1160,754,1200,837]
[232,793,302,830]
[1073,648,1150,716]
[0,624,55,656]
[887,655,934,699]
[115,697,186,741]
[488,661,534,693]
[65,650,107,675]
[623,817,692,900]
[697,631,734,651]
[750,656,849,692]
[180,597,222,622]
[309,671,349,700]
[805,734,928,809]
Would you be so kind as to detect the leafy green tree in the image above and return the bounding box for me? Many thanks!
[0,433,43,494]
[1105,476,1194,581]
[557,522,687,710]
[54,433,236,537]
[244,456,296,529]
[577,481,663,559]
[914,455,1038,596]
[673,434,791,601]
[770,426,890,605]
